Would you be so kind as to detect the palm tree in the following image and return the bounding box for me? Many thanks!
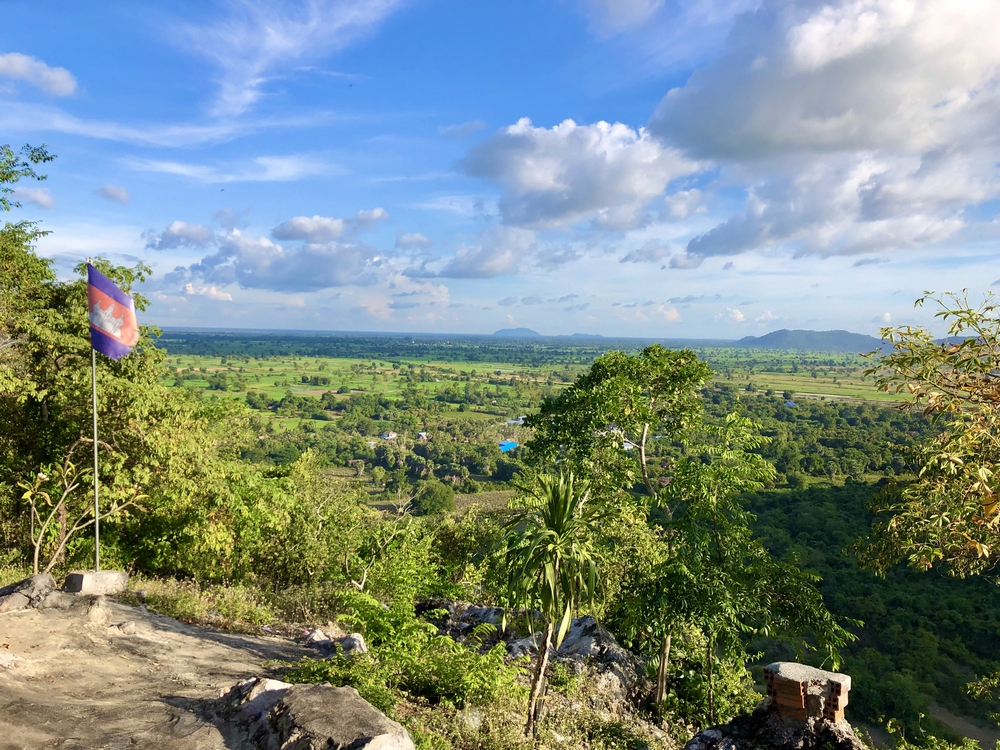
[503,472,603,737]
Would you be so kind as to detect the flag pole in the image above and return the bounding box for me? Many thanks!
[87,257,101,574]
[91,346,100,572]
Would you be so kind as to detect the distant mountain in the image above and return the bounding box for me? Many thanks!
[493,327,542,338]
[734,329,884,352]
[566,333,605,339]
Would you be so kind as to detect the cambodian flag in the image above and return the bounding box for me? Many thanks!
[87,264,139,360]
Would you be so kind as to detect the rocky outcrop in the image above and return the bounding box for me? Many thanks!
[0,573,55,612]
[220,676,415,750]
[303,628,369,657]
[686,663,863,750]
[418,599,648,707]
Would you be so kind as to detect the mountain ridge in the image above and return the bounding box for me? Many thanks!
[735,329,884,352]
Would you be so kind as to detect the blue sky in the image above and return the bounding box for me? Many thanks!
[4,0,999,337]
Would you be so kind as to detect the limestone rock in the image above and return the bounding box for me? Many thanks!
[221,676,415,750]
[305,628,331,646]
[35,590,77,610]
[108,620,137,635]
[88,595,112,624]
[63,570,129,596]
[685,700,865,750]
[341,632,368,655]
[0,573,56,612]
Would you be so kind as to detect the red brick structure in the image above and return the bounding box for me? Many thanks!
[764,662,851,723]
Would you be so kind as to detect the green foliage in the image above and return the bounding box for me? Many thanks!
[286,597,524,712]
[863,291,1000,577]
[526,344,711,498]
[748,482,1000,734]
[414,480,456,516]
[502,473,604,646]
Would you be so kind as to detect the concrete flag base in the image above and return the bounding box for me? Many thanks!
[63,571,129,596]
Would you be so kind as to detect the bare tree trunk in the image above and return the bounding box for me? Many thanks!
[56,503,67,565]
[706,635,715,726]
[525,621,554,737]
[656,633,672,706]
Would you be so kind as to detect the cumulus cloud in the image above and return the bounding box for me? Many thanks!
[438,226,536,278]
[498,296,519,306]
[874,312,892,324]
[272,208,388,242]
[181,229,379,292]
[755,310,778,322]
[144,221,216,250]
[657,305,682,322]
[522,295,543,305]
[620,240,672,263]
[13,187,54,209]
[460,118,697,230]
[96,185,130,204]
[648,1,1000,264]
[565,302,590,312]
[716,307,745,322]
[0,53,76,96]
[184,283,232,301]
[178,0,404,116]
[663,188,705,219]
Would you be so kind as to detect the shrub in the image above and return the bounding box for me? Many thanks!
[413,481,455,516]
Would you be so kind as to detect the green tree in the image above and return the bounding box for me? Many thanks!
[412,479,455,515]
[502,472,603,736]
[525,344,711,499]
[862,291,1000,576]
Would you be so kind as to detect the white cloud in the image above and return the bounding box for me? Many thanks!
[716,307,745,322]
[145,221,216,250]
[438,226,537,278]
[663,188,705,219]
[272,208,388,242]
[13,187,54,209]
[651,2,1000,158]
[184,283,233,301]
[96,185,130,204]
[396,232,431,248]
[875,311,892,323]
[180,229,380,292]
[0,53,76,96]
[657,305,682,322]
[126,155,341,183]
[648,0,1000,265]
[461,118,698,230]
[755,310,778,322]
[273,215,346,242]
[177,0,404,116]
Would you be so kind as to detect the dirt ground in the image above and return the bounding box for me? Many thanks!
[0,599,310,750]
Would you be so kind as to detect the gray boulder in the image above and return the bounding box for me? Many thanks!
[505,616,647,703]
[0,573,55,613]
[685,700,865,750]
[220,676,415,750]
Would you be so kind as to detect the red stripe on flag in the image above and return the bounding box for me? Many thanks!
[87,285,139,347]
